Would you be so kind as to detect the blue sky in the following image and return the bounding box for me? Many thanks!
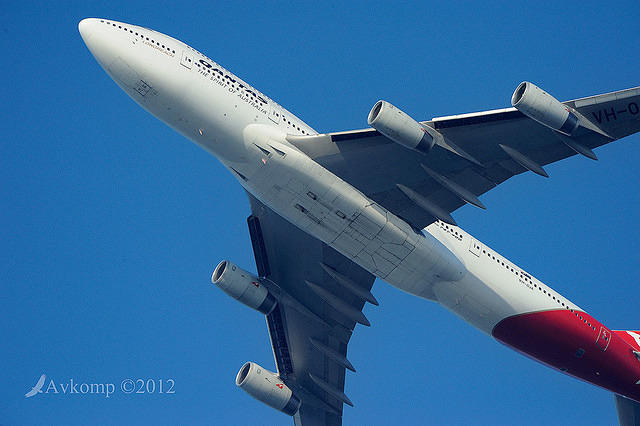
[2,1,639,424]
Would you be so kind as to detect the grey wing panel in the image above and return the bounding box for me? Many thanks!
[568,86,640,140]
[615,394,640,426]
[289,87,640,229]
[247,194,376,425]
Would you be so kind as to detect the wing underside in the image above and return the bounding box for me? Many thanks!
[247,194,376,426]
[288,87,640,230]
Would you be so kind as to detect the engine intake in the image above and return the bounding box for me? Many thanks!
[511,81,579,136]
[212,260,277,315]
[236,362,301,416]
[368,100,435,154]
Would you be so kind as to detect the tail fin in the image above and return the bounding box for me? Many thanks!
[613,330,640,351]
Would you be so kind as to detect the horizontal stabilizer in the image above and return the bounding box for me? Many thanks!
[614,394,640,426]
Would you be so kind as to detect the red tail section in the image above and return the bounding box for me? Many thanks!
[613,330,640,351]
[493,311,640,403]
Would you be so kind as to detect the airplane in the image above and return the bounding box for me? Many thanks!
[78,17,640,425]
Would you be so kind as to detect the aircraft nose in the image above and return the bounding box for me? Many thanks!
[78,18,97,44]
[78,18,140,89]
[79,18,114,67]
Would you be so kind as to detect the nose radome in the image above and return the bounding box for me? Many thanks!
[78,17,125,73]
[78,18,98,43]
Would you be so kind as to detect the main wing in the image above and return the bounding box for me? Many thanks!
[247,194,377,426]
[287,86,640,229]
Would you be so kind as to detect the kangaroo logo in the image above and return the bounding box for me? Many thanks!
[25,374,46,398]
[627,331,640,349]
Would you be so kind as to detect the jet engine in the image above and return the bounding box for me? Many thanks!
[367,100,436,154]
[236,362,301,416]
[211,260,277,315]
[511,81,580,136]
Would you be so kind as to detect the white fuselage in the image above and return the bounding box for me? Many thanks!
[79,18,576,336]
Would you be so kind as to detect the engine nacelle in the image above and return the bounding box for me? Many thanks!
[211,260,277,315]
[511,81,580,136]
[236,362,301,416]
[368,100,436,154]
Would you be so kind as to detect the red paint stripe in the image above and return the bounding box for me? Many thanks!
[492,309,640,403]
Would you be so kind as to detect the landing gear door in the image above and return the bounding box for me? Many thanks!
[180,50,194,69]
[469,238,481,257]
[268,105,281,124]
